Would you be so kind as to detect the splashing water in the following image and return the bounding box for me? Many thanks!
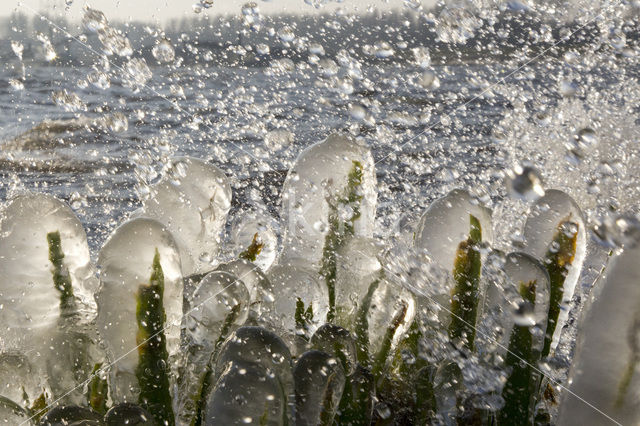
[0,0,639,424]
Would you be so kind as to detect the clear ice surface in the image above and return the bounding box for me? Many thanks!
[104,402,153,425]
[0,397,31,425]
[364,278,416,358]
[280,133,377,268]
[230,212,279,271]
[294,350,345,426]
[95,217,183,401]
[558,237,640,426]
[214,326,294,422]
[205,360,286,426]
[185,271,250,349]
[310,324,357,375]
[335,236,383,323]
[141,157,232,275]
[216,259,276,327]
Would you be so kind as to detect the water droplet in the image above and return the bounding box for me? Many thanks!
[375,403,392,419]
[9,79,24,91]
[152,39,176,63]
[309,43,325,56]
[418,70,439,89]
[98,27,133,57]
[256,43,270,55]
[412,46,431,68]
[11,41,23,60]
[105,112,128,133]
[52,90,86,112]
[122,58,152,89]
[36,33,56,62]
[82,7,109,33]
[506,164,545,201]
[264,129,293,150]
[374,41,394,58]
[87,68,110,90]
[559,79,578,97]
[277,26,295,43]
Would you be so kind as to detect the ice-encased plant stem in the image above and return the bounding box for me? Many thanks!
[558,235,640,425]
[499,280,538,425]
[47,231,75,312]
[95,217,183,402]
[280,133,377,269]
[46,231,99,406]
[294,350,345,425]
[541,218,578,358]
[523,189,586,356]
[135,249,173,425]
[321,160,364,323]
[0,193,97,360]
[448,214,482,350]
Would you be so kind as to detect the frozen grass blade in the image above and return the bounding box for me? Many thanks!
[542,218,578,358]
[448,214,482,350]
[295,297,314,341]
[321,160,364,323]
[239,232,264,262]
[135,249,174,426]
[336,365,374,425]
[372,301,409,379]
[87,363,108,414]
[499,280,538,425]
[47,231,75,312]
[354,277,381,367]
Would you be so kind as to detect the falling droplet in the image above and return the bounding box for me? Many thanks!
[505,164,545,201]
[152,39,175,63]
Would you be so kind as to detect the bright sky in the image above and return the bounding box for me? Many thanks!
[11,0,423,23]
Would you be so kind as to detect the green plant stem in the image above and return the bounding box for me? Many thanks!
[47,231,75,313]
[295,298,314,340]
[448,214,482,351]
[499,280,538,426]
[319,371,341,426]
[542,219,578,358]
[354,278,381,367]
[372,302,408,379]
[29,391,47,423]
[321,160,364,323]
[87,363,108,414]
[239,232,264,262]
[136,249,174,426]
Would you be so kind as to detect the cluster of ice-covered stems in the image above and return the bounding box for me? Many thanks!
[0,132,609,426]
[406,186,585,425]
